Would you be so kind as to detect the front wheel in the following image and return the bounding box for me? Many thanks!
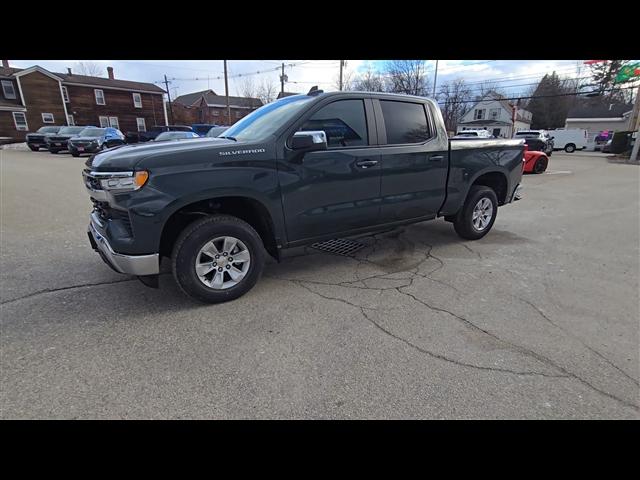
[28,145,38,151]
[172,214,265,303]
[534,156,548,174]
[564,143,576,153]
[453,186,498,240]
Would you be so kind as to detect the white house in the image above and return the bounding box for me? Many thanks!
[457,92,532,138]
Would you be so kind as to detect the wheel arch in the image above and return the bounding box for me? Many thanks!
[159,193,281,261]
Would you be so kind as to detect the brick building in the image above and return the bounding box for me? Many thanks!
[172,89,262,126]
[0,61,167,143]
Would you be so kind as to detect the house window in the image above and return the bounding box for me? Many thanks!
[136,118,146,132]
[133,93,142,108]
[2,80,17,99]
[61,86,70,103]
[212,110,220,116]
[67,115,75,126]
[109,117,119,128]
[99,116,109,127]
[489,108,500,120]
[12,112,28,131]
[94,89,105,105]
[42,113,55,123]
[474,109,486,120]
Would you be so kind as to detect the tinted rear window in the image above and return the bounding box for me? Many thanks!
[380,100,431,144]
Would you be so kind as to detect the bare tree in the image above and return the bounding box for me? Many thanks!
[237,77,257,99]
[384,60,431,96]
[474,80,506,100]
[332,63,355,91]
[256,79,278,105]
[437,79,472,133]
[74,61,104,77]
[351,69,386,92]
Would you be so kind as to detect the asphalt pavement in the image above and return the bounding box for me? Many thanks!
[1,148,638,419]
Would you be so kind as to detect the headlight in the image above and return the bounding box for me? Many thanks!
[90,171,149,192]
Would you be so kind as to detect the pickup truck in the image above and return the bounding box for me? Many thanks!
[83,89,524,303]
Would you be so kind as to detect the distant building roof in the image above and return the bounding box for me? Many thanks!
[567,104,633,119]
[173,89,217,106]
[0,65,164,94]
[202,91,262,109]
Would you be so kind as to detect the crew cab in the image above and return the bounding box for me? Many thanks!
[83,89,525,303]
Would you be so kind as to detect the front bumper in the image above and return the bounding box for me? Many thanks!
[88,218,159,276]
[70,144,100,154]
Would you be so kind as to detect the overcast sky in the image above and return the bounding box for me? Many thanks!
[6,59,592,99]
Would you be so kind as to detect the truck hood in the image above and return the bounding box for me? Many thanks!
[87,137,240,171]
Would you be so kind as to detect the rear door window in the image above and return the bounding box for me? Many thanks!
[379,100,431,145]
[299,99,368,148]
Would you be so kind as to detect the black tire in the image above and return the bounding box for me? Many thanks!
[172,214,265,303]
[28,145,38,151]
[72,153,80,157]
[534,156,548,174]
[453,185,498,240]
[50,149,59,154]
[564,143,576,153]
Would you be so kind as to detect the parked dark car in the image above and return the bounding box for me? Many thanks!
[84,89,525,303]
[25,126,63,151]
[513,130,554,156]
[594,131,614,151]
[46,126,93,153]
[68,127,125,157]
[154,131,201,142]
[126,125,194,143]
[206,126,228,137]
[191,124,219,136]
[601,139,613,153]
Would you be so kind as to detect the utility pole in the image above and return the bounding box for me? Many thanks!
[224,60,230,126]
[164,74,174,125]
[280,62,285,95]
[339,60,344,91]
[432,60,439,98]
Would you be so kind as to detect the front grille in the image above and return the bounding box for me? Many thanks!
[92,200,132,234]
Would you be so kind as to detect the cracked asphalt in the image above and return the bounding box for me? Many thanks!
[1,148,638,419]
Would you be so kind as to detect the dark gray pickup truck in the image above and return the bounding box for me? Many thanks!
[83,89,524,303]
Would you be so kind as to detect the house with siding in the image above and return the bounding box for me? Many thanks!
[457,92,532,138]
[564,103,634,145]
[173,89,262,126]
[0,60,167,143]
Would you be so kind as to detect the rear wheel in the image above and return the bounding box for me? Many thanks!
[172,214,265,303]
[564,143,576,153]
[453,186,498,240]
[534,156,548,174]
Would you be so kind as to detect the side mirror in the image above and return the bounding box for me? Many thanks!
[291,131,327,151]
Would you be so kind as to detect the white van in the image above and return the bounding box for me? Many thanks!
[456,128,492,138]
[547,128,588,153]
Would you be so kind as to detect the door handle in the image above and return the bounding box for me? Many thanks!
[355,159,378,169]
[429,155,444,162]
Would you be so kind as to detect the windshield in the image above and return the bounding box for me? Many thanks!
[37,126,61,133]
[58,126,86,135]
[222,95,316,142]
[515,132,540,138]
[78,128,105,137]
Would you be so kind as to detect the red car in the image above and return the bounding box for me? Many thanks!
[522,144,549,174]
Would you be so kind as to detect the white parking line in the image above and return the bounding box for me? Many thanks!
[545,170,572,175]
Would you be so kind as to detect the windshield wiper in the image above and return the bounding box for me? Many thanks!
[218,135,237,141]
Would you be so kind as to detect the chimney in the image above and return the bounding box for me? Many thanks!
[67,67,72,75]
[107,66,114,80]
[2,60,9,68]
